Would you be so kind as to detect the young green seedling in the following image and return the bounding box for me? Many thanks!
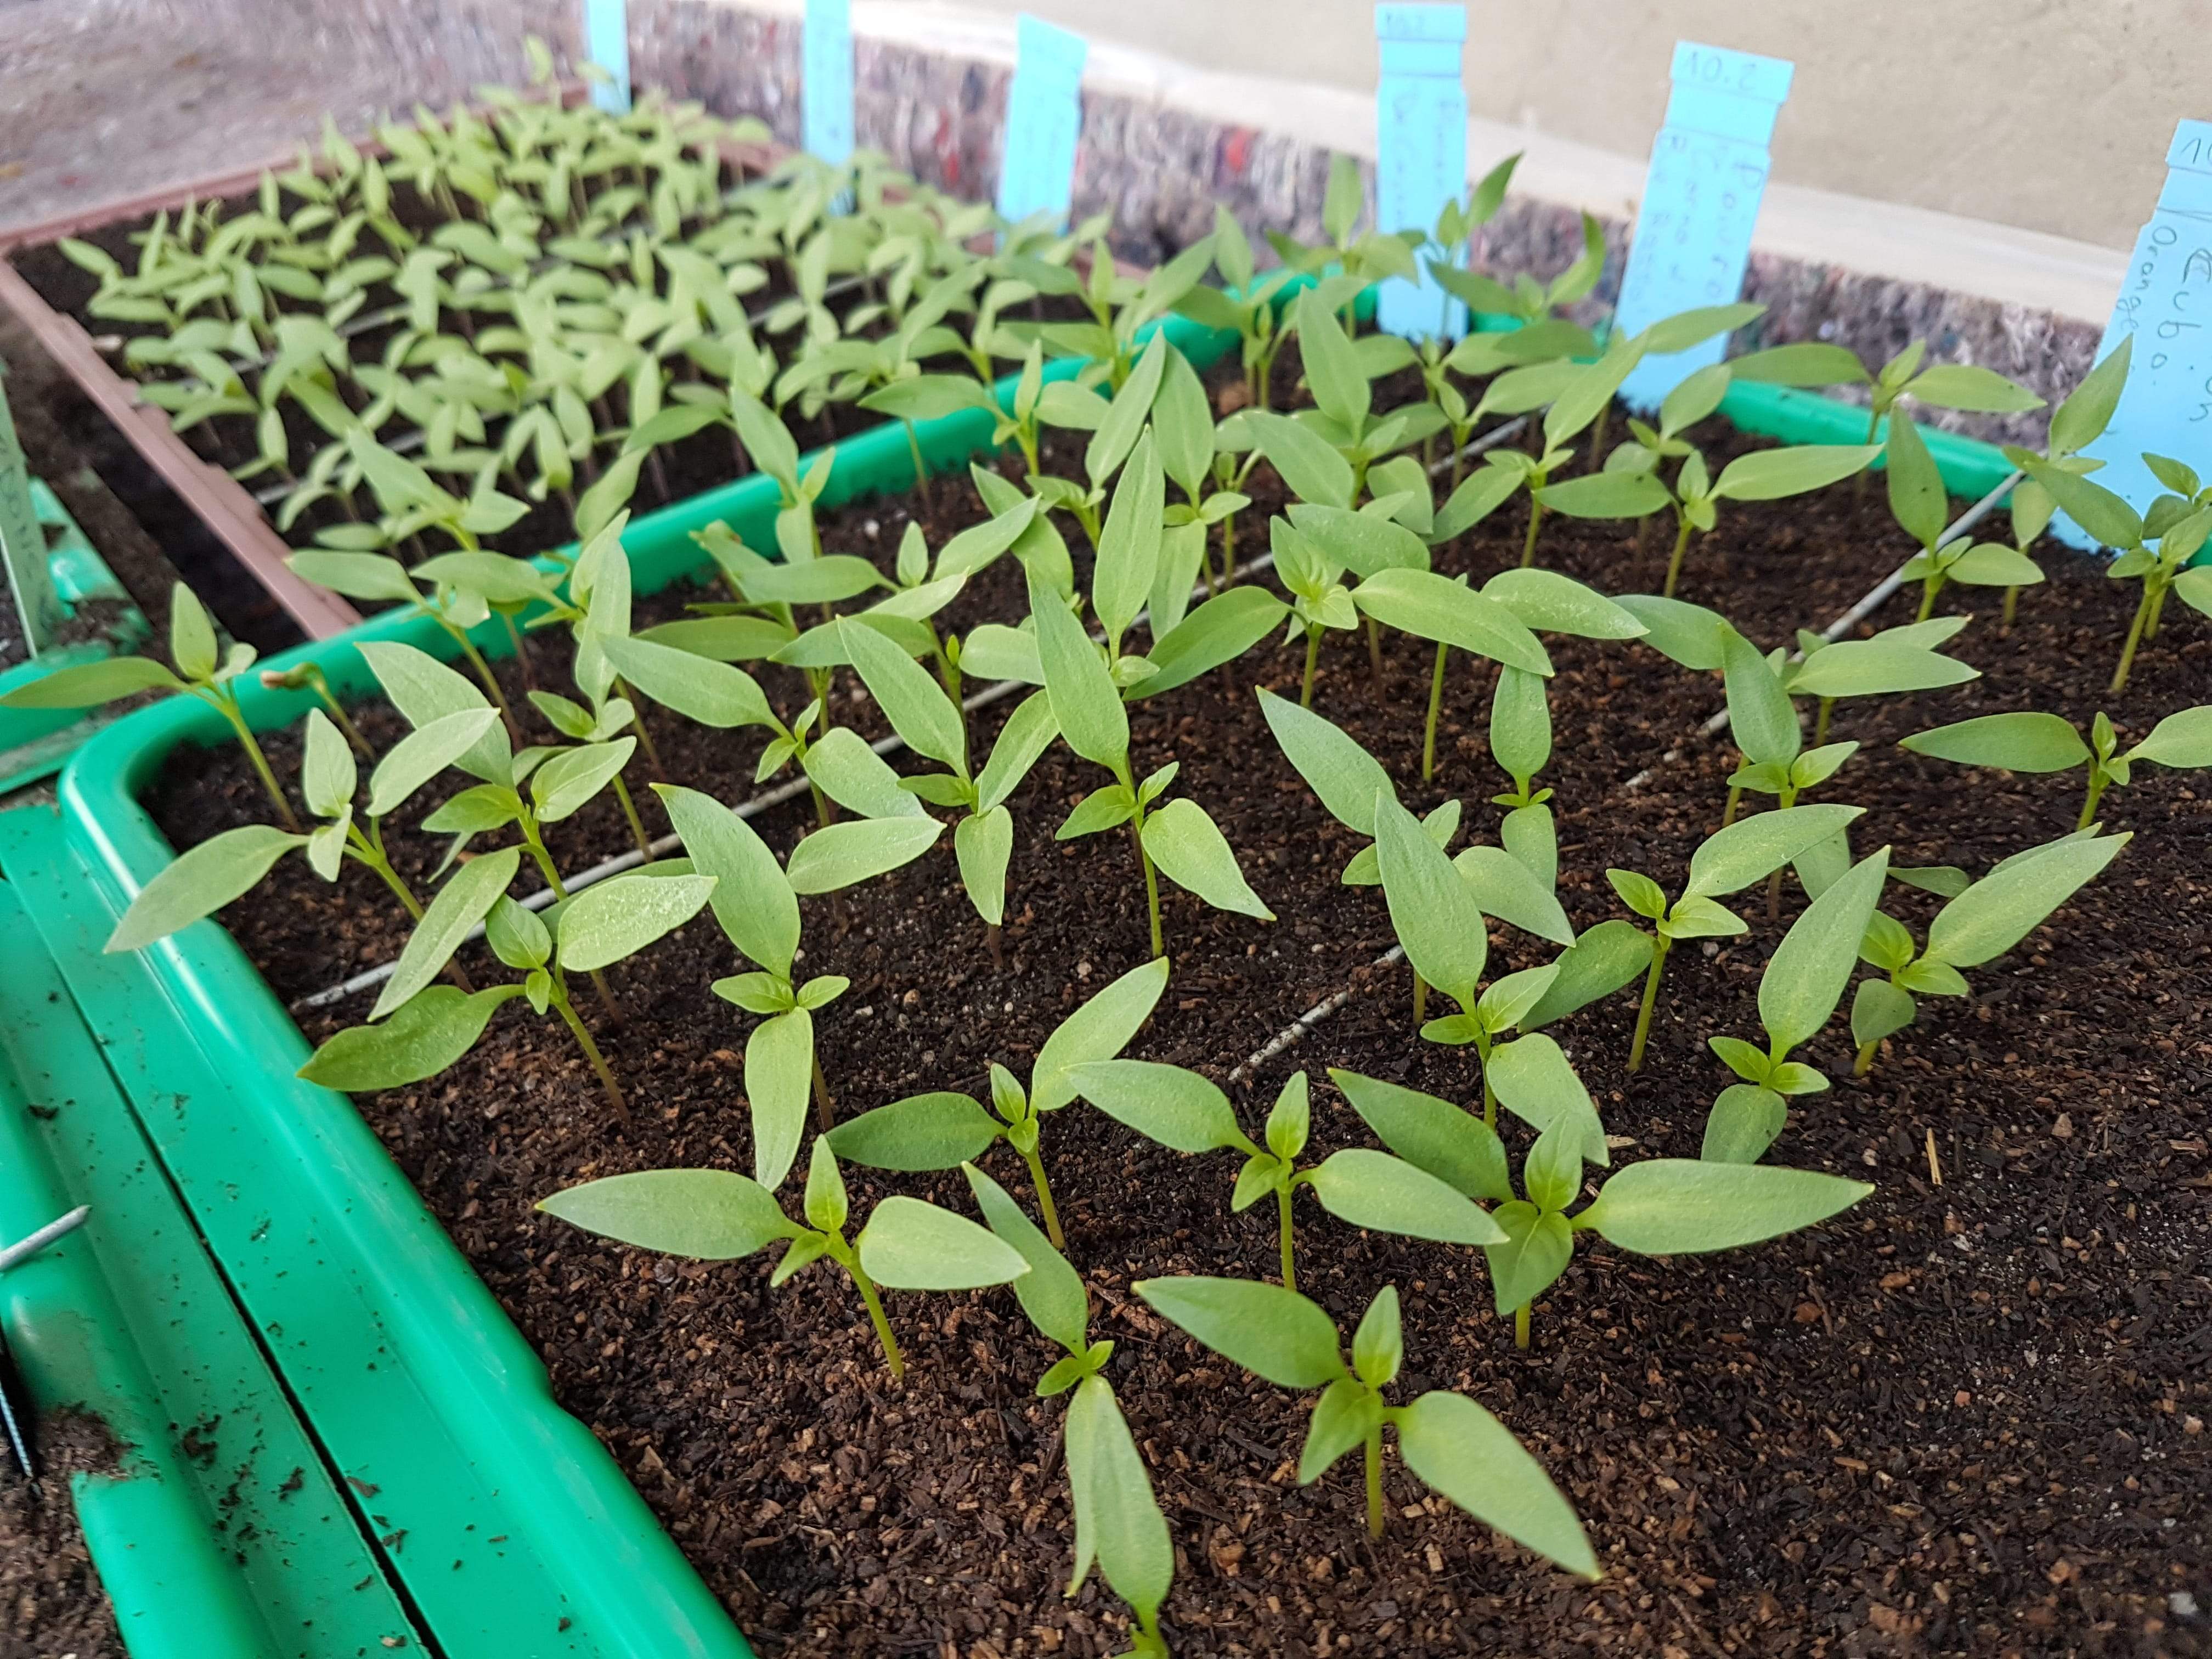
[656,783,942,1177]
[1256,690,1656,1032]
[1488,664,1558,882]
[1334,1066,1871,1350]
[1029,540,1274,956]
[1700,847,1890,1164]
[1328,1054,1589,1346]
[1729,336,2044,456]
[1001,228,1217,392]
[538,1139,1030,1380]
[823,957,1170,1248]
[1372,791,1587,1107]
[598,620,842,828]
[1849,830,2129,1076]
[623,381,833,561]
[1900,706,2212,831]
[1152,341,1252,605]
[1882,410,2044,621]
[834,618,1058,961]
[1136,1276,1595,1569]
[1427,206,1606,338]
[1782,616,1980,745]
[1596,363,1882,597]
[962,1165,1173,1657]
[1,582,299,828]
[286,543,540,742]
[105,704,498,953]
[1716,623,1863,916]
[1442,334,1650,569]
[2022,450,2212,692]
[1374,564,1641,786]
[299,866,714,1119]
[1993,337,2131,626]
[365,639,634,927]
[1607,803,1865,1071]
[1069,1066,1504,1292]
[1172,204,1301,410]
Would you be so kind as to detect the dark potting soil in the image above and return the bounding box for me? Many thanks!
[143,390,2212,1656]
[0,1413,123,1659]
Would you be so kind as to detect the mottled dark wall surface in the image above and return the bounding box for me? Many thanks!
[633,0,2092,443]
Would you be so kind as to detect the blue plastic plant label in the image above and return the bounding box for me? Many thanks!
[2059,120,2212,548]
[1615,42,1794,410]
[996,15,1088,233]
[804,0,855,170]
[1374,4,1470,343]
[584,0,631,115]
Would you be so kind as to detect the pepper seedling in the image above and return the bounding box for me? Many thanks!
[656,784,942,1181]
[1849,830,2130,1077]
[1340,1058,1872,1348]
[2020,450,2212,693]
[1438,334,1650,570]
[1782,617,1979,744]
[105,704,498,953]
[1992,337,2131,626]
[1606,803,1865,1071]
[834,618,1058,961]
[1,582,300,828]
[1172,204,1305,411]
[368,640,636,930]
[1717,623,1863,916]
[1882,409,2044,622]
[538,1139,1030,1380]
[1595,362,1882,597]
[1028,533,1274,956]
[1257,691,1654,1037]
[823,957,1169,1248]
[1373,790,1597,1113]
[1069,1066,1504,1293]
[1901,706,2212,830]
[1136,1276,1595,1571]
[1367,564,1641,786]
[1728,336,2045,453]
[299,862,713,1119]
[1700,847,1891,1164]
[962,1165,1173,1657]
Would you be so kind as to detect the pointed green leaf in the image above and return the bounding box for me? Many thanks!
[1582,1159,1870,1251]
[537,1168,799,1259]
[1307,1149,1505,1245]
[1396,1389,1597,1579]
[1134,1277,1344,1389]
